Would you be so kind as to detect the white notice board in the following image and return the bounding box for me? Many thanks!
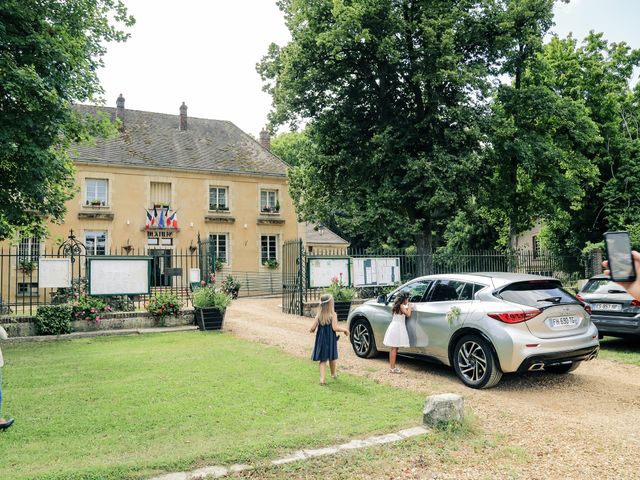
[353,257,401,286]
[38,258,72,288]
[189,268,200,283]
[88,256,151,295]
[308,257,350,288]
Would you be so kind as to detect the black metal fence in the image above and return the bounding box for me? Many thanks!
[0,244,283,318]
[284,244,599,313]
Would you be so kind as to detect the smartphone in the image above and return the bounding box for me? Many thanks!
[604,231,636,282]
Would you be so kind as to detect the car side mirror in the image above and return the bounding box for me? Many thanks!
[377,294,387,304]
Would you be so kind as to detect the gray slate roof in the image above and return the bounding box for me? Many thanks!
[305,223,349,245]
[71,105,288,177]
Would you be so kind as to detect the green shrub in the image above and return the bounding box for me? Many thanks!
[103,295,136,312]
[146,292,183,326]
[192,285,231,312]
[71,296,109,323]
[327,276,355,301]
[35,305,73,335]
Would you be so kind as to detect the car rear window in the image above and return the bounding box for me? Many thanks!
[497,281,579,308]
[581,279,618,294]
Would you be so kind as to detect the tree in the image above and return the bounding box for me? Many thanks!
[259,0,505,268]
[270,131,313,167]
[527,33,640,254]
[0,0,134,240]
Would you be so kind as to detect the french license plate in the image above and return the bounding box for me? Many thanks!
[592,303,622,312]
[549,316,579,329]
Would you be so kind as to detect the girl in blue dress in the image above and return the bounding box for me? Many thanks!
[310,293,349,385]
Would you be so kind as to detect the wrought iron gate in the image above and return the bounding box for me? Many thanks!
[282,239,305,315]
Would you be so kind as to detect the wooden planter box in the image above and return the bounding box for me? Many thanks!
[195,307,225,331]
[334,301,352,321]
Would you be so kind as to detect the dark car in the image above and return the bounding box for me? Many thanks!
[578,275,640,338]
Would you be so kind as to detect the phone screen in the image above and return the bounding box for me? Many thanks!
[605,231,636,281]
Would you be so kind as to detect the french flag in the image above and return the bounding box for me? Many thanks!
[145,210,153,229]
[152,206,158,226]
[168,211,179,229]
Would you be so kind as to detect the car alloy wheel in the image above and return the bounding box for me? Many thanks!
[453,335,502,389]
[350,318,378,358]
[457,340,487,383]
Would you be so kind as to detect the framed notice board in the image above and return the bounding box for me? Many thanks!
[87,256,152,296]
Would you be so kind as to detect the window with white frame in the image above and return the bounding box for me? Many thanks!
[260,189,279,213]
[85,231,107,255]
[209,187,229,210]
[86,178,108,206]
[18,282,38,296]
[208,234,228,263]
[261,235,278,263]
[150,182,171,206]
[17,236,40,261]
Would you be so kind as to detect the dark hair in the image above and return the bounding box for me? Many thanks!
[392,291,409,314]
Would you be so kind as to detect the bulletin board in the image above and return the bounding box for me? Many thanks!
[87,256,151,296]
[38,258,72,288]
[307,257,351,288]
[352,257,401,287]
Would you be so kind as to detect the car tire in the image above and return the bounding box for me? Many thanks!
[350,317,378,359]
[545,361,581,374]
[453,335,502,389]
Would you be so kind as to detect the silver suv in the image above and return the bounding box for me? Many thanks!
[347,273,599,388]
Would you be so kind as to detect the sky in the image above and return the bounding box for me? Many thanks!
[97,0,640,138]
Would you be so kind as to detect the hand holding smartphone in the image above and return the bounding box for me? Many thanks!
[604,231,637,282]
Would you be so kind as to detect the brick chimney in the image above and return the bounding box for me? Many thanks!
[116,94,125,124]
[179,102,188,131]
[259,128,270,151]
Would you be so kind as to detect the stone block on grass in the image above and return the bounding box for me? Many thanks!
[423,393,464,427]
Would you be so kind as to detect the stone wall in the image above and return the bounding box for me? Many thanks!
[303,299,366,319]
[0,311,194,338]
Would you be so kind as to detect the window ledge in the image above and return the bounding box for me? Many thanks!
[205,215,236,224]
[208,209,231,214]
[260,211,281,215]
[257,217,285,225]
[78,212,114,220]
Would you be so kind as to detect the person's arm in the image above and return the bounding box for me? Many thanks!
[331,313,349,336]
[0,326,8,340]
[400,303,413,317]
[603,250,640,301]
[309,318,318,333]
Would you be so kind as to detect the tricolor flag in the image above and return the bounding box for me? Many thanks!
[158,206,166,228]
[152,206,158,226]
[145,210,153,229]
[168,210,179,229]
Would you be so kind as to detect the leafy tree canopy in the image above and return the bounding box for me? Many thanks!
[0,0,134,240]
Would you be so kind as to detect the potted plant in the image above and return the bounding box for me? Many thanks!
[263,258,279,270]
[214,258,225,272]
[327,276,356,321]
[274,200,280,213]
[192,284,232,331]
[221,275,241,299]
[90,199,102,206]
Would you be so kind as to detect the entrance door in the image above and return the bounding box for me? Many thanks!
[150,249,172,287]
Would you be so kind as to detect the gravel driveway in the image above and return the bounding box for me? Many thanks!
[225,298,640,479]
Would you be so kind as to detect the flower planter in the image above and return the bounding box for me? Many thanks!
[195,307,225,331]
[334,301,352,321]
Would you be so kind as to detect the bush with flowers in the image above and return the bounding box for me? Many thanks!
[71,296,110,323]
[327,276,355,301]
[146,292,183,326]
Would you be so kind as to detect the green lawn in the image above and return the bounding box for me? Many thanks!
[599,336,640,366]
[0,332,424,480]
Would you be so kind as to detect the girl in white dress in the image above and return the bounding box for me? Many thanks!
[383,291,412,373]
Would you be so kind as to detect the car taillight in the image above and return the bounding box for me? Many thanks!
[583,304,592,315]
[576,293,585,302]
[488,309,541,323]
[631,300,640,308]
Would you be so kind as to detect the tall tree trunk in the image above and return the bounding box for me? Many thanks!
[415,228,433,276]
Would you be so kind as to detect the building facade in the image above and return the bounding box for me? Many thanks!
[1,96,297,305]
